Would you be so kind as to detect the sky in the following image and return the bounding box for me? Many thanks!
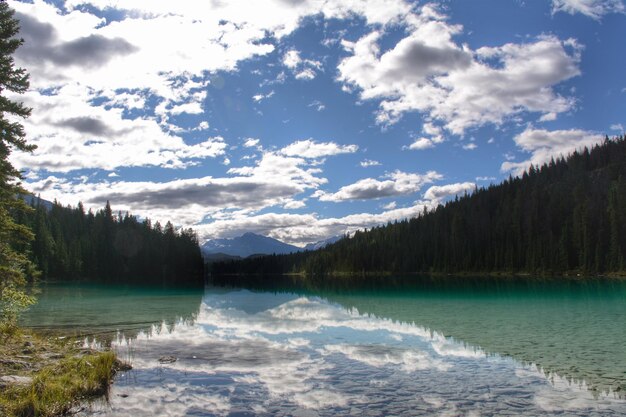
[8,0,626,246]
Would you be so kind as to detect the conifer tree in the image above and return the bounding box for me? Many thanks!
[0,1,36,327]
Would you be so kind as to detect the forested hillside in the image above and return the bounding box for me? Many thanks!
[213,135,626,277]
[17,201,204,286]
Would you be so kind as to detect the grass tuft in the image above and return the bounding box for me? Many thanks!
[0,329,120,417]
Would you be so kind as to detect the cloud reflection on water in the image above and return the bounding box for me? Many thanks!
[79,288,625,417]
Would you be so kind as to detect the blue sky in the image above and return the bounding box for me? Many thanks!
[9,0,626,245]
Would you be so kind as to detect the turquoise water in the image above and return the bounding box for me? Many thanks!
[21,278,626,416]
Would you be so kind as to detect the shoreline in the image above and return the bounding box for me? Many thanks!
[0,327,128,417]
[209,270,626,280]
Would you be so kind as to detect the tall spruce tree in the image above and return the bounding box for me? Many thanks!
[0,1,36,327]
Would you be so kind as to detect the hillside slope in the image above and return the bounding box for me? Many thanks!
[212,135,626,276]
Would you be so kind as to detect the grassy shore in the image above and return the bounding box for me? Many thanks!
[0,325,127,417]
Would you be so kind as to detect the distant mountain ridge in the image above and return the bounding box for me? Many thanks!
[23,194,54,210]
[202,232,342,259]
[202,232,300,258]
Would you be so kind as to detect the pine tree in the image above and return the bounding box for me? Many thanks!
[0,1,37,327]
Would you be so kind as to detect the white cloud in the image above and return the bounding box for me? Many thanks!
[21,137,358,229]
[407,137,435,150]
[25,175,304,226]
[10,88,227,173]
[295,68,317,80]
[8,0,411,172]
[337,4,582,134]
[539,112,558,122]
[169,101,203,116]
[280,139,358,159]
[253,90,275,103]
[423,182,475,201]
[75,175,476,245]
[227,152,327,189]
[283,199,307,209]
[610,123,624,132]
[195,121,210,131]
[360,159,381,167]
[283,49,301,69]
[194,200,437,245]
[243,138,261,148]
[501,127,603,175]
[462,143,477,150]
[382,201,397,209]
[105,92,145,110]
[283,49,323,80]
[316,170,441,202]
[552,0,625,19]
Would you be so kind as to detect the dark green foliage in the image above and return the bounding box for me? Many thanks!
[213,135,626,277]
[24,200,205,286]
[0,1,36,325]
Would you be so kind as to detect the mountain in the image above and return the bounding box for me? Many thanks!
[303,235,342,251]
[212,135,626,276]
[23,194,54,211]
[202,232,300,258]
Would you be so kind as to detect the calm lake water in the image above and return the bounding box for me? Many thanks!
[21,277,626,416]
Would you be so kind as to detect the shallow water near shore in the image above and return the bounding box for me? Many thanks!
[21,278,626,416]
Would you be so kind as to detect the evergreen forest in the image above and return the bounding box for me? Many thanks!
[212,135,626,277]
[17,200,205,286]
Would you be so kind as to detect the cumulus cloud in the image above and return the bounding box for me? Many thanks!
[58,116,113,136]
[283,49,302,69]
[280,139,358,159]
[25,171,308,229]
[423,182,475,201]
[315,170,441,202]
[552,0,625,19]
[22,133,364,235]
[228,151,328,189]
[407,137,435,150]
[243,138,261,148]
[11,88,227,172]
[16,11,138,69]
[501,127,604,175]
[86,177,302,211]
[337,4,581,134]
[283,199,307,209]
[10,0,410,173]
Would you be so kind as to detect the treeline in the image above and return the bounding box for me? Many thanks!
[17,201,204,286]
[213,135,626,277]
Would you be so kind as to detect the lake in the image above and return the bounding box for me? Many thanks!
[21,277,626,416]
